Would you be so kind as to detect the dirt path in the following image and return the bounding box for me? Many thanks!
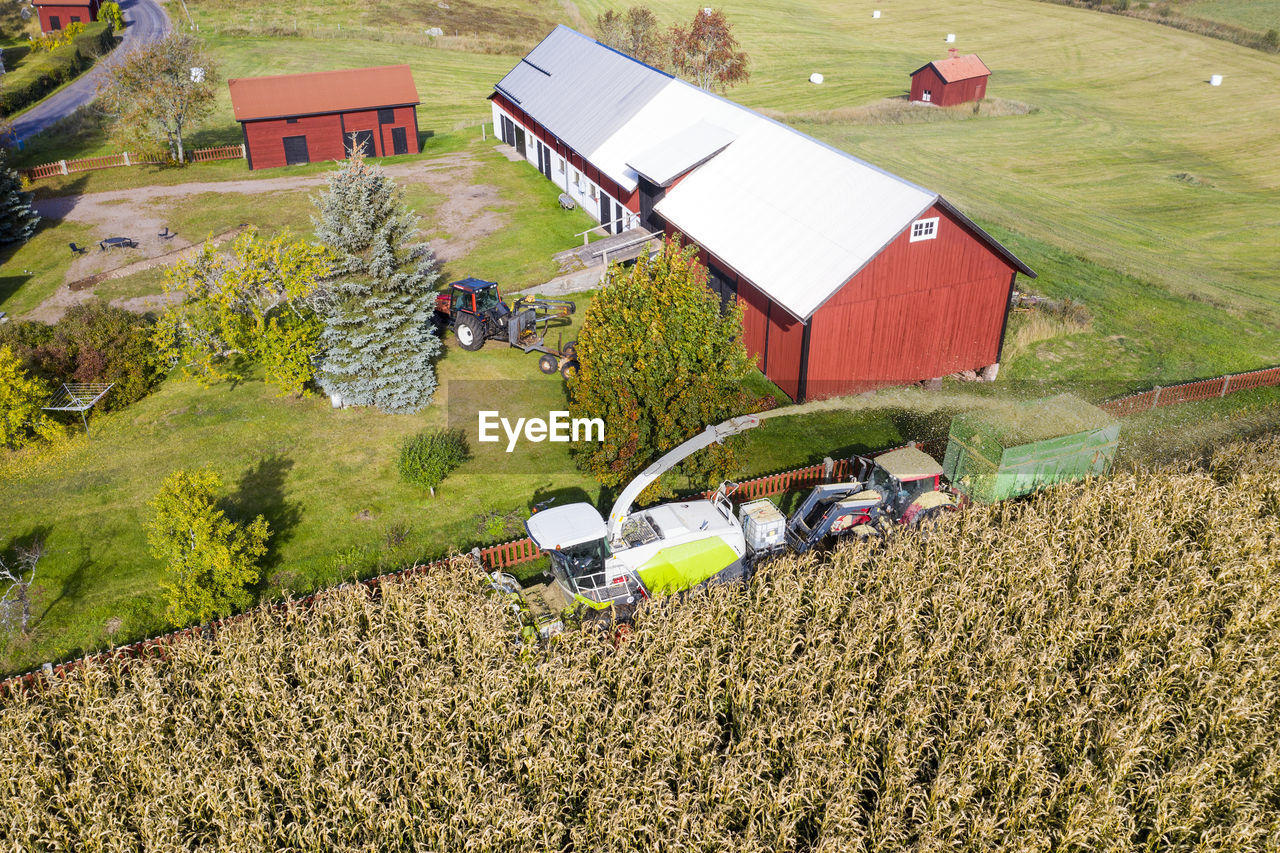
[26,152,508,321]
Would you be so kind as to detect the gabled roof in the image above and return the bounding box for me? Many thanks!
[494,30,1031,321]
[493,26,671,157]
[228,65,419,122]
[911,54,991,83]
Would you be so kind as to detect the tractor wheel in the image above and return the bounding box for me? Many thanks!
[560,359,579,380]
[562,340,578,360]
[455,314,485,351]
[913,505,956,531]
[538,354,559,374]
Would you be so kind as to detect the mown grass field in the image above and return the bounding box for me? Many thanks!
[1182,0,1280,32]
[3,437,1277,851]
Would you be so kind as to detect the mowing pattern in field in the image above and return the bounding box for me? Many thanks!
[3,438,1277,850]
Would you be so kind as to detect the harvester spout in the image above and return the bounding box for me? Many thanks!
[606,414,761,543]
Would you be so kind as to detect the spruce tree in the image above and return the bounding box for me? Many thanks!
[0,154,38,248]
[312,148,442,414]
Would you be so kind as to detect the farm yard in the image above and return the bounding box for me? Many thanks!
[0,0,1278,708]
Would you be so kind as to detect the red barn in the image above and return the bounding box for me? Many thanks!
[493,28,1033,401]
[33,0,99,33]
[228,66,421,171]
[910,51,991,106]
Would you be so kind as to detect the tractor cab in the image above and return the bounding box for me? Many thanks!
[851,445,952,523]
[438,277,505,319]
[526,504,641,608]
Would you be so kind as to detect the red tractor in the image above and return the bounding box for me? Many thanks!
[433,278,580,377]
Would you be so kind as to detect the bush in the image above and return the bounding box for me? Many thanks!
[146,467,270,625]
[1265,28,1280,50]
[0,302,161,410]
[0,344,61,450]
[0,22,113,116]
[98,1,125,32]
[397,428,469,496]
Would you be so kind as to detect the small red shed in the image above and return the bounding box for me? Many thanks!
[910,51,991,106]
[33,0,100,33]
[228,66,421,171]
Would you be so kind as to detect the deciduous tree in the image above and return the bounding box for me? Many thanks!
[567,237,755,502]
[96,32,218,162]
[596,5,664,66]
[669,7,749,91]
[146,467,269,625]
[312,148,443,414]
[155,229,334,396]
[0,539,42,636]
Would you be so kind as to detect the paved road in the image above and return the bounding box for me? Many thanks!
[12,0,171,143]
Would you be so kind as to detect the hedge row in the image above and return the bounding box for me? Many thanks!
[0,22,114,117]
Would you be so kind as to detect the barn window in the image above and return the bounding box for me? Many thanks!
[557,157,564,174]
[378,108,395,125]
[922,89,932,103]
[910,217,939,242]
[286,117,298,124]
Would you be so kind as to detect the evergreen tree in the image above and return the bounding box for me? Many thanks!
[312,148,442,414]
[0,154,38,248]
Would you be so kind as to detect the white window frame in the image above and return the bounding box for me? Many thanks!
[910,217,939,242]
[557,157,565,174]
[922,89,932,103]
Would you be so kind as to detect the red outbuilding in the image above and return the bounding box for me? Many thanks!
[33,0,99,33]
[909,50,991,106]
[228,65,421,171]
[493,28,1033,401]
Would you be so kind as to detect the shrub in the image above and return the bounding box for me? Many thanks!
[1265,28,1280,50]
[0,344,61,450]
[0,302,161,410]
[397,427,469,496]
[146,467,270,625]
[98,1,125,32]
[0,22,113,116]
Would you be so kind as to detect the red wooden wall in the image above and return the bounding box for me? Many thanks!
[242,105,418,170]
[36,0,98,32]
[910,67,988,106]
[803,203,1015,399]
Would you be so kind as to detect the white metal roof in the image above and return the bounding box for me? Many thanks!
[494,26,671,159]
[497,28,1029,321]
[626,121,737,187]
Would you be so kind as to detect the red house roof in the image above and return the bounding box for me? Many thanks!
[228,65,420,122]
[33,0,95,6]
[911,54,991,83]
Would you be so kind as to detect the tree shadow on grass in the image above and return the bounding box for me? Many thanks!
[221,453,302,573]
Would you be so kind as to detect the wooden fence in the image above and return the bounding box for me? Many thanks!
[1097,365,1280,417]
[20,145,245,182]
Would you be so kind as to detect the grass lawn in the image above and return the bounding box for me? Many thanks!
[0,219,96,316]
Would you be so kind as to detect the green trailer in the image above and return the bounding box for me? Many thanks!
[942,395,1120,503]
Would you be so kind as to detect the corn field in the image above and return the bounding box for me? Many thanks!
[2,438,1279,851]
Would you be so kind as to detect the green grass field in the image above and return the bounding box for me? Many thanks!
[1181,0,1280,32]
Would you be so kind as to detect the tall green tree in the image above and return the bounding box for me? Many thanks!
[312,148,443,414]
[146,467,269,625]
[568,237,755,502]
[669,8,749,91]
[155,229,334,396]
[0,152,38,248]
[96,32,218,162]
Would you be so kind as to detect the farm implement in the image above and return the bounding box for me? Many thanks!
[434,277,580,378]
[495,395,1120,637]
